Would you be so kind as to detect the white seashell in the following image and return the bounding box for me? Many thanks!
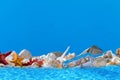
[19,49,32,59]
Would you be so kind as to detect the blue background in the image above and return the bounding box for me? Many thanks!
[0,0,120,56]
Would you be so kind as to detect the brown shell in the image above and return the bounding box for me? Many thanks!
[87,45,103,54]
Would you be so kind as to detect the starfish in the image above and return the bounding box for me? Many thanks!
[10,52,24,67]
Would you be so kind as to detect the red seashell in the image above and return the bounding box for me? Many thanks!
[0,53,8,65]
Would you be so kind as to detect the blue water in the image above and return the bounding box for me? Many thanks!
[0,0,120,55]
[0,0,120,80]
[0,66,119,80]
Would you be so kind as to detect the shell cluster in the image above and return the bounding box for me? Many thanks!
[0,46,120,68]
